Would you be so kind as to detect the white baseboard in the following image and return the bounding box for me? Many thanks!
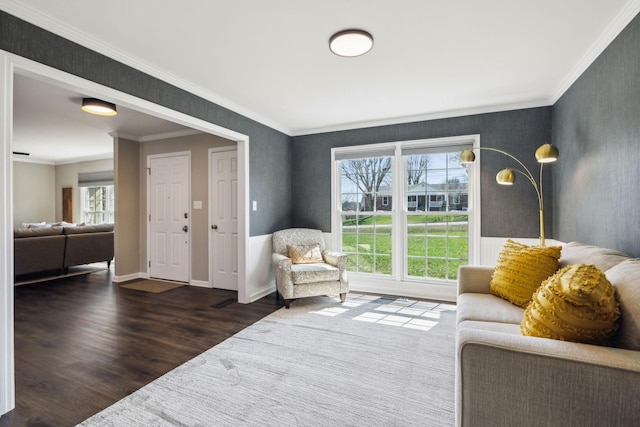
[112,272,147,283]
[350,277,457,303]
[190,279,211,288]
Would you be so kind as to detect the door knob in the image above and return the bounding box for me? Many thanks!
[182,225,188,232]
[211,225,218,230]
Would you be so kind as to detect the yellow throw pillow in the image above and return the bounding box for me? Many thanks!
[287,244,323,264]
[490,240,561,308]
[521,264,620,345]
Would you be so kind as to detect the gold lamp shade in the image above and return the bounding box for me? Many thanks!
[459,143,558,246]
[496,168,516,185]
[535,144,559,163]
[460,149,476,163]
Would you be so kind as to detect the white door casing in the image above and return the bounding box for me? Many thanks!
[148,153,191,283]
[209,148,238,290]
[2,51,252,417]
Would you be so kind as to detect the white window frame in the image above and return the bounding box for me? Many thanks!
[331,135,481,301]
[80,185,115,224]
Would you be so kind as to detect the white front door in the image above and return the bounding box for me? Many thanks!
[210,148,238,290]
[149,154,190,282]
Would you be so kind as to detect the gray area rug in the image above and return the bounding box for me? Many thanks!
[78,293,456,426]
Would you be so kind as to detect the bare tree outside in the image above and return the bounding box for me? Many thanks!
[406,155,431,185]
[341,157,392,211]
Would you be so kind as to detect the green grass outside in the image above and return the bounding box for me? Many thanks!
[341,220,468,279]
[341,214,468,227]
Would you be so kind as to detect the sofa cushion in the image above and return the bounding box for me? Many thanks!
[490,240,562,308]
[458,319,523,336]
[456,293,525,325]
[559,241,629,272]
[63,223,114,234]
[288,243,323,264]
[51,221,78,227]
[20,221,51,228]
[604,259,640,350]
[291,263,339,284]
[521,264,620,345]
[14,227,63,238]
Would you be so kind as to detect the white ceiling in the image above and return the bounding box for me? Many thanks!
[12,75,192,164]
[4,0,640,163]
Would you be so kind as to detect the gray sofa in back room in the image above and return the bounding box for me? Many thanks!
[14,223,114,278]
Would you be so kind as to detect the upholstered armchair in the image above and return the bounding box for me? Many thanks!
[272,228,349,309]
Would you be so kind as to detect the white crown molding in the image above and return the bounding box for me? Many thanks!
[139,128,203,142]
[108,132,139,142]
[13,149,113,166]
[292,99,550,137]
[110,129,203,143]
[53,153,114,165]
[11,156,54,165]
[0,0,292,136]
[3,0,638,139]
[550,0,640,103]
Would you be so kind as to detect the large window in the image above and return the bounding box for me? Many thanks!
[332,136,479,296]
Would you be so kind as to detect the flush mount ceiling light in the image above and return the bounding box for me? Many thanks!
[81,98,117,116]
[329,29,373,57]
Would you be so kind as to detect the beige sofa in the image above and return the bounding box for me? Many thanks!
[456,242,640,427]
[14,224,114,277]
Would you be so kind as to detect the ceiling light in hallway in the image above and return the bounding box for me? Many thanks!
[81,98,118,116]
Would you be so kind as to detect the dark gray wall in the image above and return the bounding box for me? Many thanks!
[552,13,640,257]
[292,108,553,238]
[0,11,292,236]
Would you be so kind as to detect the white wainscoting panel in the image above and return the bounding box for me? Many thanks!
[480,237,563,266]
[246,234,276,303]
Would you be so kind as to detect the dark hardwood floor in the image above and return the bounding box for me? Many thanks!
[0,269,282,426]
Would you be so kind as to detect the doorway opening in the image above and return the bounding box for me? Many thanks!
[0,50,251,414]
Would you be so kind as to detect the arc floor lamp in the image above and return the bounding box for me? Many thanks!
[460,143,559,246]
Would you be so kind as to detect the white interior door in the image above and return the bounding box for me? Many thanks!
[149,154,190,282]
[210,148,238,290]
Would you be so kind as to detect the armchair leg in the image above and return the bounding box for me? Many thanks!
[340,293,347,302]
[284,299,292,309]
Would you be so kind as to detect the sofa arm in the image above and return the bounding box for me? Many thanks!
[456,328,640,427]
[457,265,494,295]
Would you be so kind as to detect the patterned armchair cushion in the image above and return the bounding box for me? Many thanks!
[288,243,323,264]
[291,263,340,284]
